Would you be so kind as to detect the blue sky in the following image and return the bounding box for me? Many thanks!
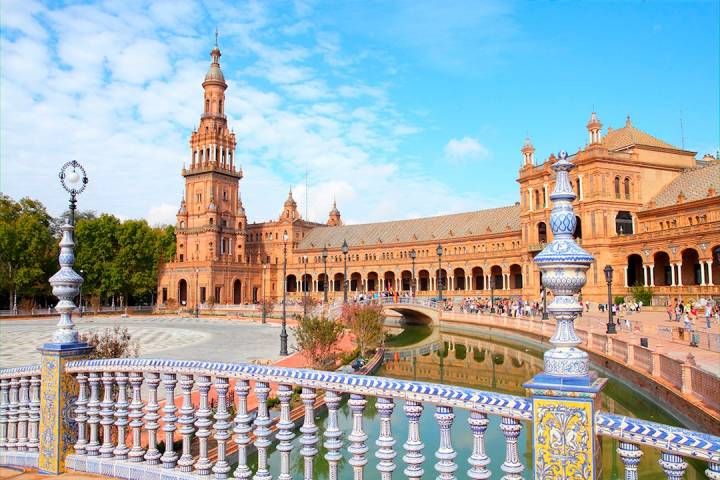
[1,0,718,225]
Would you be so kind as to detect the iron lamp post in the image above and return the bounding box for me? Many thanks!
[410,248,416,297]
[79,269,84,318]
[280,231,289,355]
[342,240,349,303]
[322,246,328,304]
[436,244,443,301]
[261,263,267,324]
[195,267,200,318]
[302,255,308,317]
[541,279,549,320]
[604,265,617,334]
[490,276,496,313]
[59,160,88,226]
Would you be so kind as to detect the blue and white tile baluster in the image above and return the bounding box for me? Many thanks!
[434,405,457,480]
[213,377,232,479]
[0,378,9,450]
[347,393,368,480]
[300,387,319,480]
[27,375,40,453]
[177,374,196,472]
[99,372,115,458]
[160,373,178,468]
[375,397,396,480]
[86,372,101,457]
[7,377,18,450]
[253,381,273,480]
[73,373,89,455]
[276,384,295,480]
[323,391,343,480]
[617,441,642,480]
[127,372,145,462]
[499,416,523,480]
[402,400,425,480]
[232,380,252,480]
[143,372,161,465]
[467,411,491,479]
[194,375,213,475]
[707,460,720,480]
[16,376,28,451]
[48,220,84,344]
[113,372,129,459]
[658,452,687,479]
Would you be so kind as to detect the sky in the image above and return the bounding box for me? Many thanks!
[1,0,718,226]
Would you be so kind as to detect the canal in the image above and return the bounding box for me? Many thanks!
[244,323,705,478]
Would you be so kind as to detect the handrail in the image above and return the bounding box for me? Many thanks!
[65,358,531,420]
[0,365,41,379]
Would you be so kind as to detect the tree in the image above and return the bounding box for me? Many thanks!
[630,284,653,306]
[0,195,56,309]
[341,303,385,357]
[292,315,344,368]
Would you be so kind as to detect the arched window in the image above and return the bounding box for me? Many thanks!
[205,99,209,112]
[615,211,633,234]
[624,177,630,199]
[179,221,185,228]
[219,100,223,114]
[538,222,547,243]
[209,218,214,225]
[575,178,581,197]
[614,176,621,199]
[534,190,540,209]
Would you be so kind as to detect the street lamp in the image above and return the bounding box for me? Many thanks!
[194,268,200,318]
[302,255,308,317]
[490,275,496,313]
[604,265,617,334]
[280,231,289,355]
[261,263,267,324]
[436,244,443,301]
[59,160,88,226]
[341,240,349,303]
[410,249,417,297]
[322,246,329,304]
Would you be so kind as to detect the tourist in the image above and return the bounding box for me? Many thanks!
[705,304,712,329]
[666,304,673,322]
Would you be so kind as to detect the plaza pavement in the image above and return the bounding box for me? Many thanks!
[0,315,293,369]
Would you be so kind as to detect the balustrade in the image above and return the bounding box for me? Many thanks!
[0,359,718,479]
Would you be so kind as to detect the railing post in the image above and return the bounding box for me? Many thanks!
[523,152,606,480]
[38,220,93,474]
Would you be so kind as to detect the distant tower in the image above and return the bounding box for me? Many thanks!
[327,199,342,226]
[176,35,243,263]
[586,112,602,145]
[521,137,536,167]
[280,189,300,221]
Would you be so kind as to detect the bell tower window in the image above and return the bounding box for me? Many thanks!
[205,99,209,112]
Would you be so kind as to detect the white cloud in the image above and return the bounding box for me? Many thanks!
[147,204,178,227]
[443,137,490,163]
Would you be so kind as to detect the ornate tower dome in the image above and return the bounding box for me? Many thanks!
[327,199,342,226]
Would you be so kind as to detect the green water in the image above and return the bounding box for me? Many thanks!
[239,325,705,478]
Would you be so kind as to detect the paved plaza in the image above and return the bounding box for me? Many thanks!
[0,315,292,369]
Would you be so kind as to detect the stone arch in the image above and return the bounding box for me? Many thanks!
[350,272,361,292]
[490,265,503,289]
[435,268,448,291]
[418,269,430,291]
[453,267,466,290]
[680,248,700,285]
[334,272,345,292]
[367,271,379,291]
[627,254,643,287]
[712,245,720,286]
[286,274,297,293]
[400,270,413,291]
[509,264,523,289]
[573,215,582,239]
[233,279,242,304]
[301,274,312,292]
[383,271,395,291]
[178,279,188,305]
[317,273,328,292]
[472,266,484,290]
[653,251,672,286]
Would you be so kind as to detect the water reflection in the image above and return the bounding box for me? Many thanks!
[240,325,704,478]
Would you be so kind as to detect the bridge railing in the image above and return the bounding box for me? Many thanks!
[2,359,719,479]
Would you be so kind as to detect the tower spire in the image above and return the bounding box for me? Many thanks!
[215,27,219,48]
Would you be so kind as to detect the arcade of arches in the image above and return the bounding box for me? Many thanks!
[157,42,720,308]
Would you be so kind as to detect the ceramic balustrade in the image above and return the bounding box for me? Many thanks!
[1,359,719,479]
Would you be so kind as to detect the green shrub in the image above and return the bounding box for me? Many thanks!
[292,315,344,369]
[614,295,625,305]
[630,284,653,305]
